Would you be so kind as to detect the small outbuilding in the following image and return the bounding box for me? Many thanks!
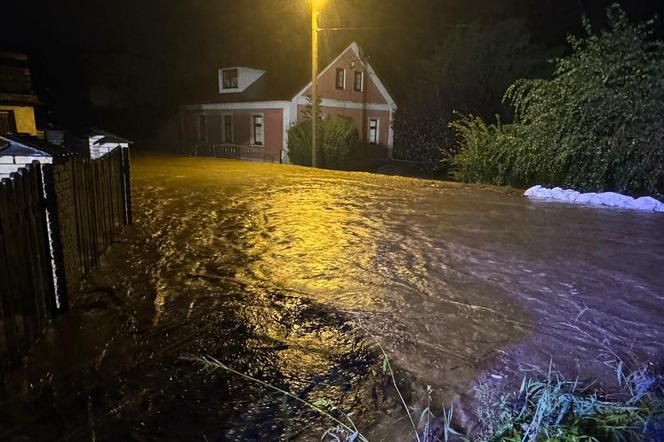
[0,134,74,179]
[44,128,132,159]
[87,130,132,159]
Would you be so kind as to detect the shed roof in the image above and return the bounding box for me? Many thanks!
[92,135,130,145]
[87,129,133,144]
[0,134,75,158]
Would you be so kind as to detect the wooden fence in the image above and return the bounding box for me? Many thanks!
[0,163,54,356]
[193,144,279,163]
[0,148,132,361]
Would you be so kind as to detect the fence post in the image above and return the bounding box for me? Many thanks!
[31,161,56,319]
[0,177,22,356]
[41,163,69,312]
[121,147,133,225]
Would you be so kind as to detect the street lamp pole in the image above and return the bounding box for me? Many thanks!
[311,0,319,168]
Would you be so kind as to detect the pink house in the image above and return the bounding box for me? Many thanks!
[180,42,397,163]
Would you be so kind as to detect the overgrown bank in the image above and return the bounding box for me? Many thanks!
[192,348,664,442]
[448,5,664,198]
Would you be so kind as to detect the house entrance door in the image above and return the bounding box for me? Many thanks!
[0,110,17,135]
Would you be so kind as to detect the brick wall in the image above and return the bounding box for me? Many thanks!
[51,160,81,298]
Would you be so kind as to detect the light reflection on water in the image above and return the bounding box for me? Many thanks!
[3,154,663,441]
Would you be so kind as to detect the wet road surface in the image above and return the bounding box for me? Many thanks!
[2,154,663,441]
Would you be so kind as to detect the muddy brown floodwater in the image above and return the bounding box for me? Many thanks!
[2,154,663,441]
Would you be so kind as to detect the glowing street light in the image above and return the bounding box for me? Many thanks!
[311,0,323,168]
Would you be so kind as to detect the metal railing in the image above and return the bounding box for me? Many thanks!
[192,144,279,163]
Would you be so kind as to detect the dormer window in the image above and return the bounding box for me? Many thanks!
[335,68,346,90]
[222,69,239,89]
[218,67,265,94]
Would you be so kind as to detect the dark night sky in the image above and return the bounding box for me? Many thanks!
[3,0,664,140]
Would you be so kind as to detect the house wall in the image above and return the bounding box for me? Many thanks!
[183,107,284,161]
[0,105,37,135]
[299,48,387,105]
[297,104,390,147]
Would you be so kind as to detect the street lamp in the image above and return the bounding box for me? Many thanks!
[311,0,322,168]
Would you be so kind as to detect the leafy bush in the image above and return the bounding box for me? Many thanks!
[319,117,361,170]
[286,119,318,167]
[450,4,664,197]
[393,19,545,174]
[450,115,531,187]
[287,116,360,170]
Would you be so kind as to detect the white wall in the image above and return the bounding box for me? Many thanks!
[89,138,129,159]
[88,135,104,159]
[0,155,53,179]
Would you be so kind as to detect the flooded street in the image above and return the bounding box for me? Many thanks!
[2,153,664,441]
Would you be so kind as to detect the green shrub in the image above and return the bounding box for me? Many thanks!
[287,116,360,170]
[319,117,360,170]
[450,115,523,186]
[450,4,664,197]
[286,119,317,167]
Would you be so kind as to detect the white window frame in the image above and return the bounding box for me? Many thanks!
[354,70,364,92]
[250,112,265,146]
[221,68,239,90]
[335,68,346,90]
[368,118,379,144]
[222,113,233,144]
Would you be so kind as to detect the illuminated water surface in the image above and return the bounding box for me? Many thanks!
[3,154,663,441]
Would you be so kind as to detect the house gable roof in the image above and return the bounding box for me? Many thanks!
[190,42,395,108]
[292,42,396,108]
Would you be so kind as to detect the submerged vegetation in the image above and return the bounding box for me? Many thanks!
[186,334,664,442]
[475,362,664,442]
[450,4,664,197]
[190,355,664,441]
